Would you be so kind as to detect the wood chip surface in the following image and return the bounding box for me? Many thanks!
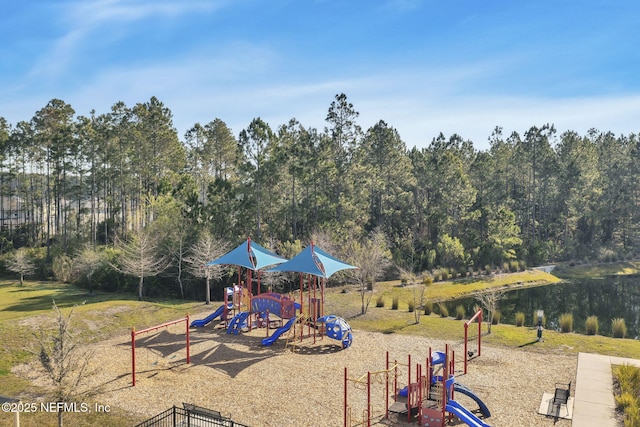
[14,320,577,427]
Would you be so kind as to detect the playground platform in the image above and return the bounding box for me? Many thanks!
[571,352,640,427]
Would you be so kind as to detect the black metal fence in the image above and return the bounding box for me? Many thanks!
[134,404,249,427]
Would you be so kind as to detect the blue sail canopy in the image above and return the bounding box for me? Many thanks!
[206,238,287,270]
[265,243,358,278]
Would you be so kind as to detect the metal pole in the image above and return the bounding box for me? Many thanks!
[131,328,136,386]
[344,367,348,427]
[464,321,469,374]
[407,354,411,423]
[185,315,190,364]
[367,371,371,427]
[478,310,482,357]
[385,351,389,419]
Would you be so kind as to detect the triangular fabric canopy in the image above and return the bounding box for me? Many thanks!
[206,237,287,270]
[265,243,358,278]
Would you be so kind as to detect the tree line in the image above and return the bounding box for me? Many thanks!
[1,93,639,299]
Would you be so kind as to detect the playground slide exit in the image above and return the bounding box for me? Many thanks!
[261,316,299,346]
[190,304,225,328]
[453,383,491,417]
[446,400,492,427]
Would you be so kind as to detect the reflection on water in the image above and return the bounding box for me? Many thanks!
[449,276,640,338]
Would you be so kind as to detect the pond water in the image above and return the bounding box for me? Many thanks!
[448,275,640,338]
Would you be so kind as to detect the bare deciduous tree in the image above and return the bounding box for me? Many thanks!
[111,229,170,300]
[475,288,507,333]
[184,232,228,304]
[309,227,337,255]
[6,247,36,286]
[34,301,94,427]
[397,266,425,324]
[52,254,75,283]
[73,245,105,294]
[346,229,392,315]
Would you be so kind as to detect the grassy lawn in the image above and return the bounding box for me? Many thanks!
[1,264,640,425]
[325,268,640,358]
[0,279,208,426]
[553,260,640,279]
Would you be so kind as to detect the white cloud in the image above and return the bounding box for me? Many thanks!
[4,37,639,153]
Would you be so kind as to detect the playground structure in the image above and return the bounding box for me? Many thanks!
[265,242,357,348]
[194,238,357,349]
[344,345,492,427]
[224,285,354,349]
[131,315,190,386]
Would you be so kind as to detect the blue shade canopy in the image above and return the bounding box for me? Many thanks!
[206,237,287,270]
[265,243,358,278]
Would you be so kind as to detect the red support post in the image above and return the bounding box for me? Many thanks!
[186,315,190,364]
[367,371,371,427]
[407,354,412,423]
[385,351,390,419]
[344,367,348,427]
[464,322,469,374]
[464,308,483,374]
[131,328,136,386]
[478,310,482,357]
[443,344,448,423]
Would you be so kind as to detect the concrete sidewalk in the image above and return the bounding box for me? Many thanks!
[572,352,640,427]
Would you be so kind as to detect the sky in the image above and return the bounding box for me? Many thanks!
[1,0,639,151]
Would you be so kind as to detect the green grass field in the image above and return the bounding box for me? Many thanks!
[0,280,204,426]
[2,265,640,425]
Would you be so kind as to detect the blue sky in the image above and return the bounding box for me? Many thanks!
[2,0,639,150]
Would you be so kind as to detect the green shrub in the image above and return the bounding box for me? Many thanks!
[375,295,385,308]
[422,274,433,287]
[455,305,466,320]
[423,301,433,315]
[623,403,640,427]
[391,296,399,310]
[614,364,640,426]
[559,313,573,333]
[408,300,415,312]
[441,270,449,280]
[438,303,449,318]
[613,318,627,338]
[615,391,637,412]
[484,265,491,275]
[509,260,519,272]
[491,310,501,325]
[515,312,525,327]
[519,260,527,271]
[615,364,640,396]
[585,315,599,335]
[502,262,509,272]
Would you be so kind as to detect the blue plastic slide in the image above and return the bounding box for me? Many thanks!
[454,383,491,417]
[261,316,299,346]
[190,305,225,327]
[227,312,250,335]
[445,400,492,427]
